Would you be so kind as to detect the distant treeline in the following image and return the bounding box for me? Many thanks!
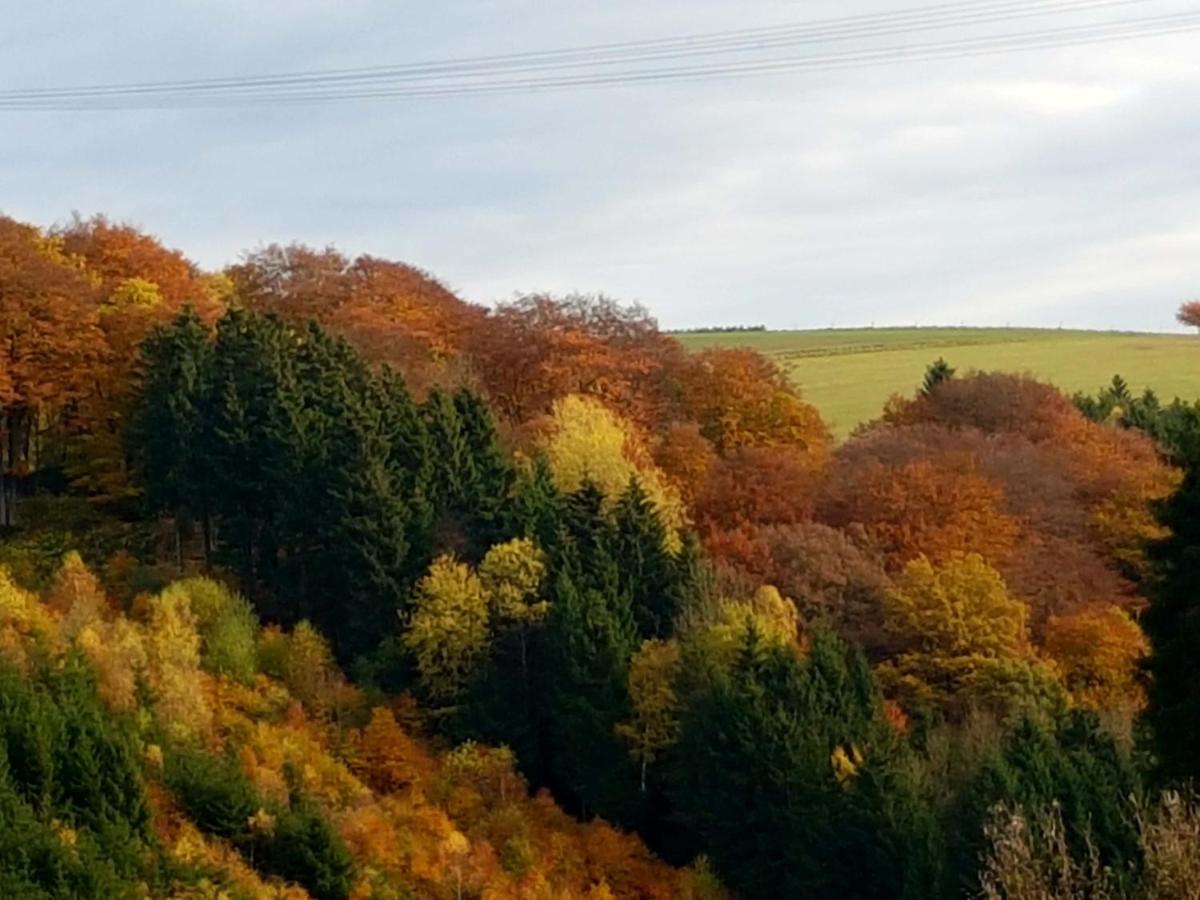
[667,324,767,334]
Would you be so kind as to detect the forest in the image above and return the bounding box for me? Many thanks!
[2,212,1200,899]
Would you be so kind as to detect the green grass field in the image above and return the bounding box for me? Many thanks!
[676,327,1200,439]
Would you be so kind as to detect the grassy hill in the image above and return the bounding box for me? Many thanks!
[676,327,1200,438]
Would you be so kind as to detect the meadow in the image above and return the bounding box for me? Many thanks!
[677,327,1200,438]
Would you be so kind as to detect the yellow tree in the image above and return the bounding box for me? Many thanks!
[404,555,491,702]
[144,582,211,738]
[879,554,1061,719]
[885,553,1027,658]
[616,639,683,791]
[539,393,684,536]
[479,537,547,683]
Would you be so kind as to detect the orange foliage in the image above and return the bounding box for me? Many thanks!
[653,422,717,505]
[694,446,823,534]
[1042,605,1148,711]
[467,293,686,429]
[819,456,1018,569]
[677,347,830,456]
[228,243,479,393]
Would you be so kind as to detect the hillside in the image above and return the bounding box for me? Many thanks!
[6,213,1200,898]
[676,327,1200,438]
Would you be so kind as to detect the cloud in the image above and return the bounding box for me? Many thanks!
[1,0,1197,331]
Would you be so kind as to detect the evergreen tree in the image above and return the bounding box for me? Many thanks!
[506,455,562,548]
[945,710,1139,897]
[922,358,956,396]
[544,567,640,825]
[126,307,211,566]
[422,388,474,513]
[200,309,299,607]
[1145,466,1200,780]
[669,629,907,899]
[613,478,678,639]
[453,387,513,542]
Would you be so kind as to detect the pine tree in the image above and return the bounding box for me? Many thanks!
[454,387,513,542]
[506,455,563,548]
[200,309,298,605]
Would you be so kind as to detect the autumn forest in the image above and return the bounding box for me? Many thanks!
[3,212,1200,899]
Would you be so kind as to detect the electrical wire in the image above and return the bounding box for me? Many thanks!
[0,1,1191,110]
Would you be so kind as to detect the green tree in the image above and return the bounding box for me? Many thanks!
[544,566,640,824]
[613,478,679,639]
[1145,466,1200,780]
[668,629,911,898]
[922,358,956,396]
[126,307,212,567]
[404,555,491,703]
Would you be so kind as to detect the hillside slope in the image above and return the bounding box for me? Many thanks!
[0,558,722,899]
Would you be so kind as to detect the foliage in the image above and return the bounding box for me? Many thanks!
[1176,300,1200,331]
[404,555,491,703]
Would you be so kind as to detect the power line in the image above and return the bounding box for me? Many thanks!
[0,2,1192,109]
[0,0,1151,100]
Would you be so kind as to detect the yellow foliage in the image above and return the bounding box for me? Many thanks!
[886,554,1027,658]
[404,555,491,702]
[145,582,211,738]
[45,551,107,636]
[616,640,682,787]
[75,617,146,711]
[540,394,685,540]
[479,538,548,625]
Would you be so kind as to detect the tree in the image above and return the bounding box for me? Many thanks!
[1177,300,1200,332]
[820,457,1019,569]
[886,554,1027,659]
[544,568,640,824]
[1042,605,1147,712]
[922,358,956,396]
[877,554,1067,722]
[0,218,105,526]
[677,347,829,457]
[613,479,679,639]
[946,712,1139,896]
[404,555,491,703]
[126,308,212,565]
[1144,466,1200,780]
[616,639,682,791]
[669,629,912,898]
[539,394,683,537]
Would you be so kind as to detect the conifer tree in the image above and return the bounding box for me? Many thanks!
[1144,466,1200,780]
[126,307,211,565]
[669,629,905,898]
[544,567,640,825]
[613,478,678,639]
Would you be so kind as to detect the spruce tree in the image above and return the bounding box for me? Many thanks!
[1145,467,1200,780]
[126,307,211,566]
[669,629,906,898]
[506,455,562,548]
[544,566,640,825]
[613,478,678,639]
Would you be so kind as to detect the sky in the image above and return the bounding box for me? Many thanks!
[2,0,1198,331]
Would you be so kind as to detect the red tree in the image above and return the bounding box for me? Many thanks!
[1178,300,1200,331]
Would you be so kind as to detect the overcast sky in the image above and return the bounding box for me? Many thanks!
[2,1,1198,330]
